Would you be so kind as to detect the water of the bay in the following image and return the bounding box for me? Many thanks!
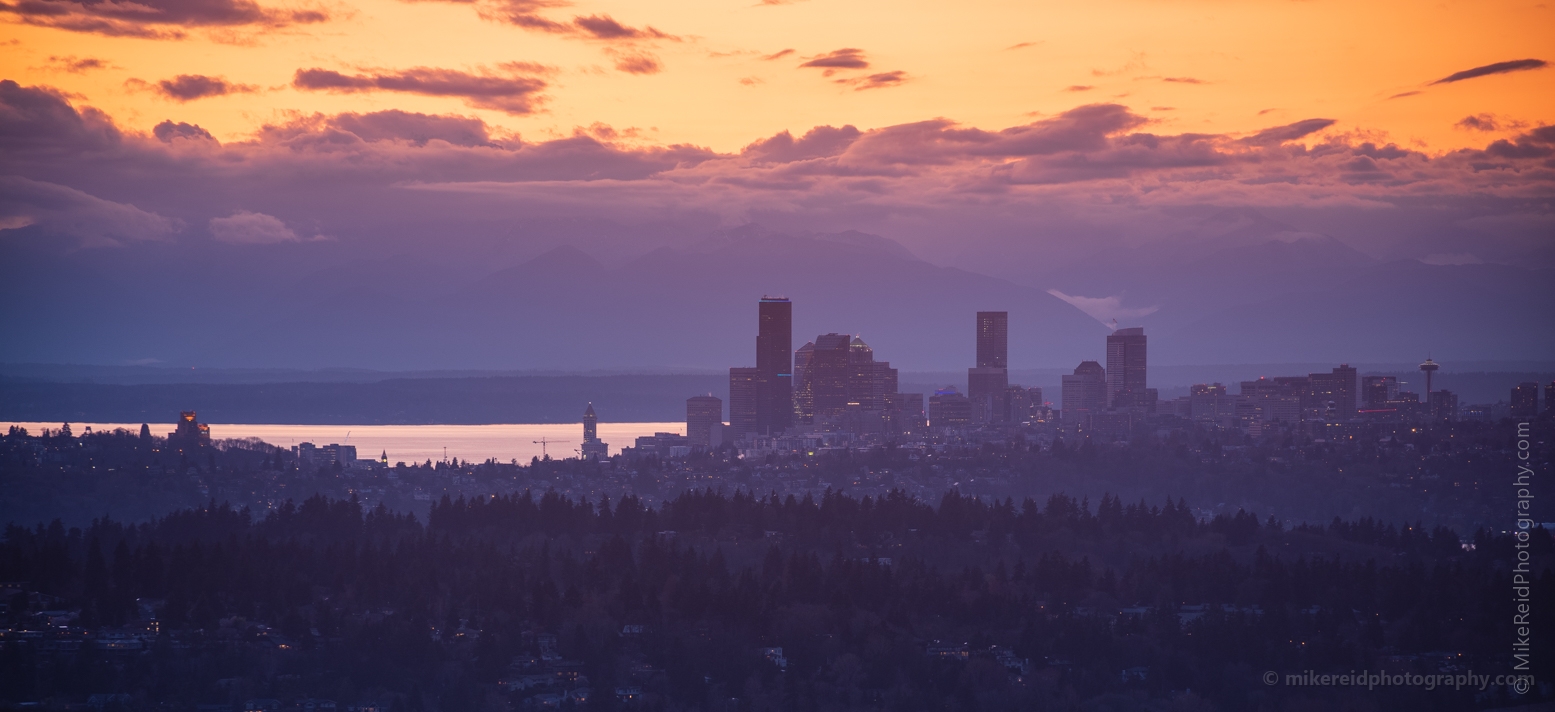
[1,421,685,464]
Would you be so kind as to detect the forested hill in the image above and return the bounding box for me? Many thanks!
[2,489,1549,710]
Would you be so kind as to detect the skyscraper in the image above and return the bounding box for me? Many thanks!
[798,333,899,420]
[793,341,815,423]
[686,395,723,449]
[728,367,760,436]
[1062,361,1107,424]
[1309,364,1357,418]
[804,333,853,419]
[969,311,1009,423]
[929,387,972,428]
[1105,327,1147,409]
[1362,376,1398,409]
[729,297,793,436]
[1512,382,1540,418]
[756,297,793,434]
[976,311,1008,369]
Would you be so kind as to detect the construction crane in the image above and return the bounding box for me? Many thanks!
[532,437,570,458]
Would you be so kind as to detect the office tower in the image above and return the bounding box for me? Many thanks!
[793,341,815,423]
[976,311,1008,368]
[1061,361,1107,424]
[1547,382,1555,414]
[1430,390,1458,421]
[1309,365,1357,418]
[1362,376,1398,409]
[804,334,853,418]
[686,395,724,449]
[969,311,1010,423]
[929,387,972,428]
[729,367,761,436]
[1005,385,1032,423]
[847,337,881,408]
[580,403,609,460]
[1239,378,1302,423]
[1512,382,1540,418]
[967,368,1008,423]
[1105,327,1147,409]
[755,297,793,435]
[884,392,925,435]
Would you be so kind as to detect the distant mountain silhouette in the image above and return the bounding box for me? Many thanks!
[1,223,1547,370]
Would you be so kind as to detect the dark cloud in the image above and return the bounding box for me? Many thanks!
[743,125,862,163]
[483,1,676,41]
[608,49,662,75]
[1064,85,1093,92]
[762,49,794,61]
[1456,113,1528,132]
[152,120,216,143]
[148,74,256,101]
[839,71,906,91]
[0,80,121,158]
[1243,118,1336,145]
[1475,125,1555,161]
[1388,91,1421,99]
[572,13,671,39]
[1431,58,1547,85]
[325,110,493,147]
[1161,76,1204,84]
[799,48,869,75]
[45,56,112,73]
[0,0,328,36]
[293,66,548,114]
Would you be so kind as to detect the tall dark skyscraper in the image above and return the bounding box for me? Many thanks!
[969,311,1009,423]
[976,311,1008,369]
[756,297,793,435]
[730,297,793,436]
[1105,327,1147,409]
[797,333,898,421]
[805,333,855,419]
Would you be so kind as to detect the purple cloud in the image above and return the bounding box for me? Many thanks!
[1243,118,1336,145]
[152,120,216,143]
[608,49,663,75]
[293,66,549,114]
[1431,58,1547,84]
[0,0,328,37]
[800,49,869,74]
[44,55,112,73]
[839,71,907,91]
[145,74,256,101]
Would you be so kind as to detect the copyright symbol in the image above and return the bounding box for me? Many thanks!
[1513,676,1532,695]
[1263,671,1279,686]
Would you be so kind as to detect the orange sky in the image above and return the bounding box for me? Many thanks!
[3,0,1551,152]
